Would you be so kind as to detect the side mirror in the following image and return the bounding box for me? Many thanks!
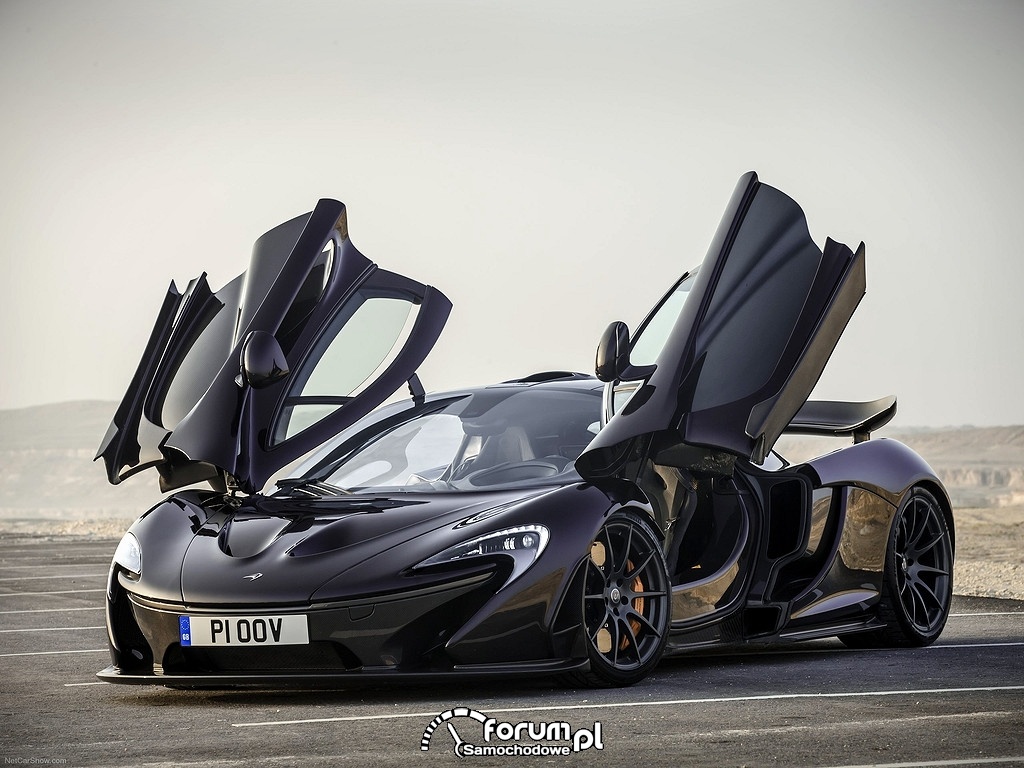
[595,321,631,382]
[240,331,290,389]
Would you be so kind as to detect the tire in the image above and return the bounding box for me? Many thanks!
[840,486,953,648]
[566,509,671,687]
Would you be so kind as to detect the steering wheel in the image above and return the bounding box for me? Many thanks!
[463,458,568,487]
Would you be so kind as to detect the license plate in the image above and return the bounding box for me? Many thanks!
[179,614,309,647]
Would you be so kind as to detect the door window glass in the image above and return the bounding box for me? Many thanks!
[628,273,695,368]
[273,293,417,443]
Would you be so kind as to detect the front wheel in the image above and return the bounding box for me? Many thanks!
[567,510,671,687]
[840,486,953,648]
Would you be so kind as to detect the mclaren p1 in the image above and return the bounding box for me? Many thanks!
[96,171,954,687]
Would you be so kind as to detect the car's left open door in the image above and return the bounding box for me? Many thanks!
[577,172,865,478]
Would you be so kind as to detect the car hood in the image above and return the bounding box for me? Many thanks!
[126,488,547,605]
[97,200,451,495]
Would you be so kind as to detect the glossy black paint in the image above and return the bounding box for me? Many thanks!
[240,331,290,389]
[595,321,641,383]
[98,200,452,494]
[99,379,952,686]
[790,396,898,440]
[101,410,650,679]
[577,171,866,477]
[98,174,954,687]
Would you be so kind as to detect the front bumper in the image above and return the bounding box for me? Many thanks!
[104,566,575,684]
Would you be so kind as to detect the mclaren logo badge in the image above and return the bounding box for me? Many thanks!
[243,572,263,581]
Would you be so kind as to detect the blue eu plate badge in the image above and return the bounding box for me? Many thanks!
[179,615,192,646]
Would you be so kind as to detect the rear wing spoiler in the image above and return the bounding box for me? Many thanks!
[785,396,896,443]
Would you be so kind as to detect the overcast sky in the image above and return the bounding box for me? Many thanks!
[2,1,1022,427]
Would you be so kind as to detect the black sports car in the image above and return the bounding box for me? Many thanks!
[96,172,954,688]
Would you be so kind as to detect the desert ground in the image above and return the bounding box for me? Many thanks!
[950,505,1024,599]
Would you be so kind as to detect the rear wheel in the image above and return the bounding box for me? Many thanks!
[567,510,671,687]
[840,486,953,648]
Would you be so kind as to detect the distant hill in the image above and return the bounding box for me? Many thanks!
[776,425,1024,509]
[0,401,1021,534]
[0,401,161,527]
[0,400,123,450]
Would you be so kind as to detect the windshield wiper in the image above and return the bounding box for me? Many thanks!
[274,478,352,498]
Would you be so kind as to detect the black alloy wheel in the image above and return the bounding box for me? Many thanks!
[841,486,953,648]
[569,509,671,686]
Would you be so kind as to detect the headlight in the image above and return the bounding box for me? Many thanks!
[414,525,549,586]
[112,532,142,576]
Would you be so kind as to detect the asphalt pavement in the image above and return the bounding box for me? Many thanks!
[1,535,1021,767]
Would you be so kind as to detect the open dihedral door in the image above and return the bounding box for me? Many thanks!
[577,171,865,478]
[98,199,451,494]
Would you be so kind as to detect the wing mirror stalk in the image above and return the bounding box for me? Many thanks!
[594,321,655,383]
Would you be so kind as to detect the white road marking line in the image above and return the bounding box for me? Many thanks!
[0,588,106,597]
[949,612,1022,617]
[0,564,110,569]
[687,641,1024,661]
[0,606,103,614]
[64,681,106,687]
[0,552,114,559]
[0,648,107,657]
[685,710,1014,739]
[0,563,110,570]
[936,642,1024,649]
[0,548,114,557]
[817,757,1024,768]
[0,544,117,551]
[0,573,106,582]
[0,626,104,633]
[230,685,1024,727]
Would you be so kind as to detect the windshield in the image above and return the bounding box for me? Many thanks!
[299,386,602,494]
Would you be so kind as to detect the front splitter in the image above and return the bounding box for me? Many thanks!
[96,658,588,688]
